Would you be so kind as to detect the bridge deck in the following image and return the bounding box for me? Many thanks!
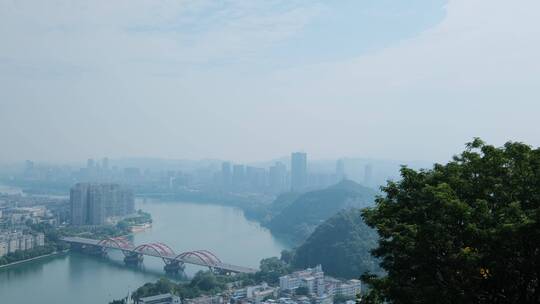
[61,237,257,274]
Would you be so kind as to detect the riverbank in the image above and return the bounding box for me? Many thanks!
[0,198,289,304]
[0,249,69,270]
[139,192,272,223]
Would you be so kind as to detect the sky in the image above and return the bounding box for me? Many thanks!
[1,0,539,164]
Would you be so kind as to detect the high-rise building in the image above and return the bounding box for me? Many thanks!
[232,164,245,188]
[70,183,90,226]
[24,160,34,178]
[291,152,307,191]
[246,166,267,191]
[336,159,346,181]
[70,183,135,226]
[221,162,232,189]
[269,162,287,193]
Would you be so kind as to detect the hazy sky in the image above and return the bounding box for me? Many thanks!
[1,0,539,164]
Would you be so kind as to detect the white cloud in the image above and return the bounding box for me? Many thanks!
[257,0,540,161]
[0,0,539,163]
[0,0,322,74]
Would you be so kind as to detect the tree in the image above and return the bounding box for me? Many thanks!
[280,250,294,264]
[190,271,225,292]
[255,257,290,284]
[362,139,540,303]
[132,278,176,301]
[292,209,380,279]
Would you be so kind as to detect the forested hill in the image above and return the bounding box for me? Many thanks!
[268,180,377,243]
[291,209,381,279]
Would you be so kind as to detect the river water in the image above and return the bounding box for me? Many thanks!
[0,197,289,303]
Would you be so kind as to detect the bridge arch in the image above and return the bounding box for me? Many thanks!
[196,250,222,264]
[97,237,132,256]
[153,242,175,256]
[174,250,221,266]
[97,237,130,249]
[134,242,175,264]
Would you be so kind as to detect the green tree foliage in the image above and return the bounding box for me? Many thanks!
[29,222,69,250]
[269,180,377,243]
[280,249,294,264]
[0,244,56,266]
[132,272,231,301]
[132,278,178,301]
[267,192,302,219]
[362,139,540,303]
[131,258,296,302]
[255,257,290,284]
[190,271,226,292]
[292,209,380,279]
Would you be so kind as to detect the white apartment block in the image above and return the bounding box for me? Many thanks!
[280,265,362,301]
[335,279,361,298]
[279,265,325,295]
[0,241,8,257]
[0,231,46,257]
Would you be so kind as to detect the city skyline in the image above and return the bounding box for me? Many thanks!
[15,150,417,192]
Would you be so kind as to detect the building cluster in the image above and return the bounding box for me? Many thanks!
[22,158,151,185]
[0,231,45,257]
[20,153,376,199]
[134,266,361,304]
[230,282,279,304]
[219,152,350,194]
[70,183,135,226]
[278,265,361,304]
[0,197,61,230]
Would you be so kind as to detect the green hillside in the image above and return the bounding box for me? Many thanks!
[268,180,377,243]
[292,209,380,279]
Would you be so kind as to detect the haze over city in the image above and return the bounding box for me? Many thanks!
[1,1,540,304]
[2,0,539,164]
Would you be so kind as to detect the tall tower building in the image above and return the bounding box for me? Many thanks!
[291,152,307,191]
[269,162,287,193]
[221,162,232,189]
[88,185,106,225]
[232,164,245,188]
[70,183,89,226]
[70,183,135,226]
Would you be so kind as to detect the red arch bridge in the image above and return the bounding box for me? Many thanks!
[61,236,257,274]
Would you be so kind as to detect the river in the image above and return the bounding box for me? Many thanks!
[0,197,289,303]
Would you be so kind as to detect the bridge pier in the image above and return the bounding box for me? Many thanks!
[123,253,143,266]
[164,261,185,274]
[83,245,107,256]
